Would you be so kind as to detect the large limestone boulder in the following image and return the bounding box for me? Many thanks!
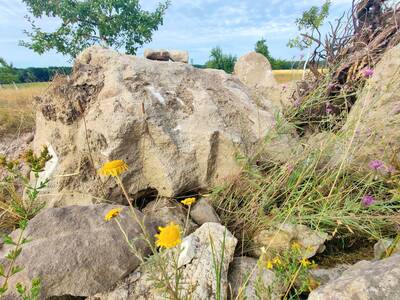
[34,46,295,206]
[308,255,400,300]
[337,44,400,171]
[0,205,156,299]
[234,52,281,108]
[89,222,237,300]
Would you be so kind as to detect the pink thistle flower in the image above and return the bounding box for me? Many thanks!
[368,160,385,171]
[325,102,333,114]
[385,165,397,175]
[361,67,374,78]
[361,195,375,207]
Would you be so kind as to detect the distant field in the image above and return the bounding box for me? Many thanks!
[0,71,299,136]
[272,69,304,83]
[0,82,48,136]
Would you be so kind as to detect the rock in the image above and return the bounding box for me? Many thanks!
[337,44,400,171]
[0,205,156,299]
[308,255,400,300]
[143,198,197,234]
[189,197,220,225]
[374,238,400,259]
[144,49,189,63]
[90,223,237,300]
[169,50,189,63]
[228,256,279,300]
[309,264,350,286]
[144,49,170,61]
[234,52,281,108]
[253,223,328,258]
[34,46,295,206]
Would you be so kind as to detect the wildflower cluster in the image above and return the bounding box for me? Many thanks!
[22,147,52,174]
[0,147,51,298]
[260,242,318,298]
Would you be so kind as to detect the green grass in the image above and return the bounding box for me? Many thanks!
[211,133,400,256]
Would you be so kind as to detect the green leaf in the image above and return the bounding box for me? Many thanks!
[6,248,22,260]
[19,219,28,230]
[0,285,8,295]
[0,264,4,276]
[11,265,24,275]
[15,282,25,295]
[2,235,16,245]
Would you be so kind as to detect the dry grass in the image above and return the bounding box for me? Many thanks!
[273,69,305,83]
[0,82,48,136]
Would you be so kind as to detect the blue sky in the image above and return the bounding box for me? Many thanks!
[0,0,352,67]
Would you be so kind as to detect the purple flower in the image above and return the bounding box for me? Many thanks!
[368,160,385,171]
[328,82,336,89]
[386,165,397,175]
[361,67,374,78]
[361,195,376,207]
[326,102,333,114]
[293,99,301,108]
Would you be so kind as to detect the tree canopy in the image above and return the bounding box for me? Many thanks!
[205,47,237,74]
[0,58,19,84]
[255,38,273,62]
[20,0,170,58]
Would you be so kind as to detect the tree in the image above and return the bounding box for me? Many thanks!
[255,38,273,62]
[205,47,237,74]
[20,0,170,58]
[288,0,331,51]
[0,58,19,84]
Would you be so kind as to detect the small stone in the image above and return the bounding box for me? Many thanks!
[228,256,280,300]
[143,198,197,234]
[374,238,400,259]
[189,197,220,225]
[253,223,328,258]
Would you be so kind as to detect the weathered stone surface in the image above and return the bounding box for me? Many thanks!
[169,50,189,63]
[189,197,220,225]
[89,223,237,300]
[34,46,295,206]
[234,52,281,108]
[0,205,156,299]
[309,264,350,286]
[144,49,189,63]
[143,198,197,234]
[308,255,400,300]
[228,256,279,300]
[253,223,328,258]
[144,49,170,61]
[337,44,400,171]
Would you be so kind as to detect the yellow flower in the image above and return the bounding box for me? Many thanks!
[155,222,182,249]
[181,197,196,206]
[104,208,122,222]
[273,256,282,266]
[300,258,311,267]
[291,242,302,251]
[266,259,274,269]
[98,160,128,177]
